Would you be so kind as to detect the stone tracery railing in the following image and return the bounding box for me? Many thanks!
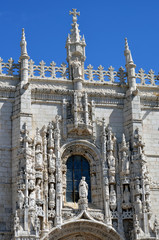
[28,60,67,79]
[136,68,158,86]
[0,57,159,86]
[0,57,19,76]
[84,65,126,84]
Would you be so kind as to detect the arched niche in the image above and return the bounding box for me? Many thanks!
[61,140,102,208]
[42,220,123,240]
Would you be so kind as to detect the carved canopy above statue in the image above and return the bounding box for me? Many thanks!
[43,220,123,240]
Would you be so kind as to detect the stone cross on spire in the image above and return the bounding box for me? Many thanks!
[69,9,80,23]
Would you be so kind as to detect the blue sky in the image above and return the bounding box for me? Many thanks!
[0,0,159,74]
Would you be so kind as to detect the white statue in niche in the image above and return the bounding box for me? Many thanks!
[35,144,43,169]
[122,151,130,173]
[79,176,88,199]
[49,183,55,209]
[36,179,42,200]
[17,190,25,209]
[71,57,82,79]
[48,149,55,173]
[135,195,142,214]
[108,151,115,169]
[109,185,117,211]
[123,185,131,204]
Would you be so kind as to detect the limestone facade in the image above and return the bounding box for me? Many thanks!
[0,8,159,240]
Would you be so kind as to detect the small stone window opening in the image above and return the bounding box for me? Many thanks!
[66,155,91,203]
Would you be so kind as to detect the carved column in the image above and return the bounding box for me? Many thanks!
[102,119,111,225]
[54,115,62,226]
[62,99,67,139]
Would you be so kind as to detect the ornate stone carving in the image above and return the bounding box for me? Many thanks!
[29,190,36,210]
[35,144,43,170]
[71,58,82,79]
[109,185,117,211]
[36,179,42,202]
[78,177,88,210]
[17,190,25,209]
[49,183,55,209]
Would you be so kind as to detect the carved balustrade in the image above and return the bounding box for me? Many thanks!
[136,68,159,86]
[29,60,67,79]
[0,57,159,87]
[84,65,126,84]
[0,57,19,76]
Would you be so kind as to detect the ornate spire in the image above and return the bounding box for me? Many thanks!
[124,38,136,92]
[66,9,86,88]
[124,38,133,64]
[69,9,81,42]
[20,28,29,58]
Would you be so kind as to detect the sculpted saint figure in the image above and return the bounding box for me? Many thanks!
[108,151,115,169]
[110,186,117,211]
[36,179,42,200]
[122,151,130,172]
[48,149,55,173]
[71,58,82,79]
[135,196,142,214]
[17,190,25,209]
[79,176,88,199]
[35,144,43,168]
[49,183,55,209]
[123,185,131,204]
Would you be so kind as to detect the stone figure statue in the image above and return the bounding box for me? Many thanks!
[122,151,130,173]
[17,190,25,209]
[108,151,115,169]
[49,183,55,209]
[110,186,117,211]
[48,149,55,173]
[71,57,82,79]
[79,176,88,199]
[36,179,42,200]
[123,185,131,204]
[35,144,43,169]
[135,196,142,214]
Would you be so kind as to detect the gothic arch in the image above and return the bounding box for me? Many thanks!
[61,140,102,206]
[61,140,101,166]
[43,220,123,240]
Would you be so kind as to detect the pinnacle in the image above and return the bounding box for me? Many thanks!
[21,28,25,41]
[20,28,29,58]
[124,37,134,64]
[125,37,129,51]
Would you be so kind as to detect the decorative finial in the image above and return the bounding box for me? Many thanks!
[22,28,25,41]
[125,38,129,51]
[124,37,133,64]
[20,28,28,57]
[69,9,80,23]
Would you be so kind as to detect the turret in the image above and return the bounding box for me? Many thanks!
[66,9,86,90]
[124,38,136,92]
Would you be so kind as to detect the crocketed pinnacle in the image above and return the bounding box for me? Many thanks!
[20,28,28,57]
[124,37,134,64]
[69,9,81,42]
